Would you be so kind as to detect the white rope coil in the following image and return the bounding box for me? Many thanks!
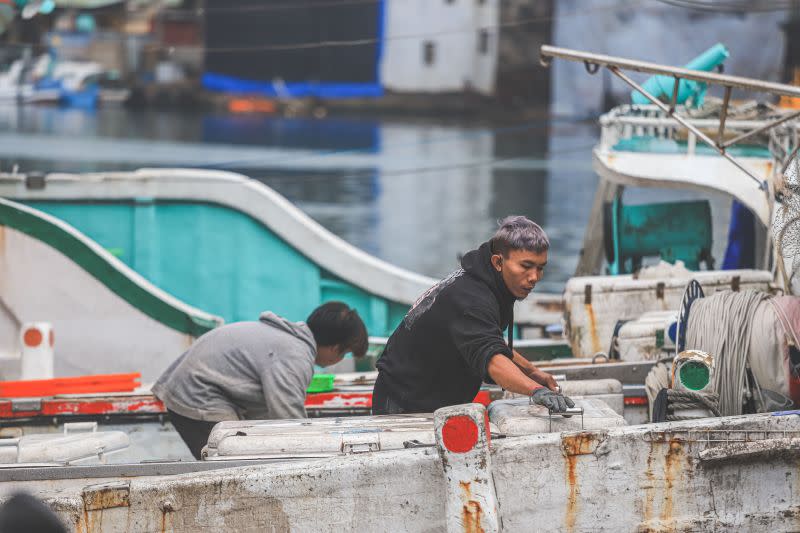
[686,290,771,416]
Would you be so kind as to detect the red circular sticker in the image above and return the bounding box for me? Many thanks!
[441,415,479,453]
[23,328,43,348]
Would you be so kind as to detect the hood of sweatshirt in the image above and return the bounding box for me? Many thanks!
[259,311,317,353]
[460,241,516,325]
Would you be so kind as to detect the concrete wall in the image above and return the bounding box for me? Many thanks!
[381,0,499,95]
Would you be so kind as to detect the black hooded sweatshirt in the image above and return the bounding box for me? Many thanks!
[375,241,515,412]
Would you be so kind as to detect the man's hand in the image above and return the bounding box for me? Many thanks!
[530,388,575,413]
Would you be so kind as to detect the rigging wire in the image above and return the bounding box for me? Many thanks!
[193,1,642,54]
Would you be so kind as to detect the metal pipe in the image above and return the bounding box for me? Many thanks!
[540,45,800,98]
[669,77,680,114]
[608,66,767,188]
[717,86,732,149]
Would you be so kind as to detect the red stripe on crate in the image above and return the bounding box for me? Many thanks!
[624,396,649,406]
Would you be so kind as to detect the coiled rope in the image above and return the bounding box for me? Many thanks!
[664,389,721,420]
[646,361,721,421]
[686,290,771,416]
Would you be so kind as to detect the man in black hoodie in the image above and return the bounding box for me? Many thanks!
[373,216,573,414]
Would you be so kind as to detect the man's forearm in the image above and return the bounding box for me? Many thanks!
[511,350,558,391]
[511,350,535,374]
[487,354,544,396]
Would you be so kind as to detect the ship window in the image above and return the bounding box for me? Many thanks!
[478,30,489,54]
[423,41,436,65]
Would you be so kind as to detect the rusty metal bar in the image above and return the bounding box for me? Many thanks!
[668,77,680,114]
[540,45,800,98]
[608,66,767,189]
[721,109,800,149]
[717,86,732,149]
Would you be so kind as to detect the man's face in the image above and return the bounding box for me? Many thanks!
[315,345,347,367]
[491,248,548,299]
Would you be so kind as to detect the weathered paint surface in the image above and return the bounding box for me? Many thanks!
[584,303,601,355]
[0,395,165,419]
[6,412,800,532]
[435,404,500,533]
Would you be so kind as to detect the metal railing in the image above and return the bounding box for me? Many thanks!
[597,104,800,163]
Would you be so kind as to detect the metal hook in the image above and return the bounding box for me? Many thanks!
[584,61,600,75]
[539,54,552,68]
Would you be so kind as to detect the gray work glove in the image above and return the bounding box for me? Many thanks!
[531,388,575,413]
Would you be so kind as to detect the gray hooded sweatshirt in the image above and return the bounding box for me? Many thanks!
[151,312,316,422]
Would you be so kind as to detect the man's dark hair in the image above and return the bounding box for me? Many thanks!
[307,301,368,358]
[490,215,549,257]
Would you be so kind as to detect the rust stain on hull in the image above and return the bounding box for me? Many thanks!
[584,303,601,354]
[643,444,656,523]
[641,439,686,530]
[660,440,683,523]
[460,480,484,533]
[562,432,601,457]
[562,432,602,532]
[565,454,579,533]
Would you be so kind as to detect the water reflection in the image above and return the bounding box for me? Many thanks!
[0,104,600,292]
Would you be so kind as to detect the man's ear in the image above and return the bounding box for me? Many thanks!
[490,254,503,272]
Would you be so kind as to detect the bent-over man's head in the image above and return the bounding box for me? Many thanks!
[490,215,549,300]
[307,301,368,367]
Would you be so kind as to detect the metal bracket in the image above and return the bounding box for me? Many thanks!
[82,481,130,511]
[11,398,41,413]
[546,407,584,433]
[64,422,98,435]
[342,435,380,454]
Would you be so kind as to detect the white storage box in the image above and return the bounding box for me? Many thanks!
[564,269,772,357]
[0,431,129,464]
[504,379,624,415]
[616,311,677,362]
[488,397,626,436]
[204,414,438,460]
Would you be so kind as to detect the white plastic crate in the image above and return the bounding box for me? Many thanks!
[204,414,438,460]
[0,431,129,464]
[488,397,626,436]
[504,379,624,415]
[616,311,677,361]
[564,269,772,357]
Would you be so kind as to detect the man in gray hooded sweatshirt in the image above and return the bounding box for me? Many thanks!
[152,301,367,459]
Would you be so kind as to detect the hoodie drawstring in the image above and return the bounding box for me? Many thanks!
[507,306,514,353]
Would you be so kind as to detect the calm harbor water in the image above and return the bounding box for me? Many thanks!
[0,104,731,293]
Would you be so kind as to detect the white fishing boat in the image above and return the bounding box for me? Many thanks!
[2,46,800,532]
